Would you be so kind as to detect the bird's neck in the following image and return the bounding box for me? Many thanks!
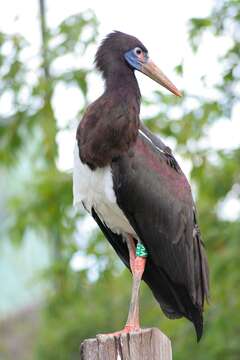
[105,66,141,106]
[77,66,141,169]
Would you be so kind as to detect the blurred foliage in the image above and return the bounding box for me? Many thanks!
[0,0,240,359]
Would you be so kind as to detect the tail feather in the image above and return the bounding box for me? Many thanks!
[142,259,204,341]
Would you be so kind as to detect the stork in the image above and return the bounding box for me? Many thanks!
[73,31,209,341]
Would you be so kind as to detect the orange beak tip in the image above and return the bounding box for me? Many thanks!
[141,59,182,98]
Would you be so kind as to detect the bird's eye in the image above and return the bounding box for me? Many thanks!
[134,47,142,56]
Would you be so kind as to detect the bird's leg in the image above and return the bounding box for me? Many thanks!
[97,235,147,337]
[124,236,147,332]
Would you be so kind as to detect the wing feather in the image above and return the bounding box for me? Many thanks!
[111,128,209,339]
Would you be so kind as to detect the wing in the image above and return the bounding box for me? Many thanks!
[111,127,209,340]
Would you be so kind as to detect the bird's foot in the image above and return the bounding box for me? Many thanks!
[97,324,140,338]
[123,324,141,333]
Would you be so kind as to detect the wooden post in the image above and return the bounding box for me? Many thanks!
[80,328,172,360]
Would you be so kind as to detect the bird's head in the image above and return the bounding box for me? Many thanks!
[95,31,181,96]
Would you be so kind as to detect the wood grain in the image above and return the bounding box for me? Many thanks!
[80,328,172,360]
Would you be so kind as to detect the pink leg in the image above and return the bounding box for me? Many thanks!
[100,235,146,336]
[124,236,146,332]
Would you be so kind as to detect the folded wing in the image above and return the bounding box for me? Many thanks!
[110,127,209,340]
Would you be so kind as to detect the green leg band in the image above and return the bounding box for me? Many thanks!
[136,243,148,257]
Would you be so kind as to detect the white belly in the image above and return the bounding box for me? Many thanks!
[73,142,137,237]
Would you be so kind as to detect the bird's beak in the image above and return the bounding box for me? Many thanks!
[140,59,182,97]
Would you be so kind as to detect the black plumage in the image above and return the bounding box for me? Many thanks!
[76,31,209,341]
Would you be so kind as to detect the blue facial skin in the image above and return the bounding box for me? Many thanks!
[124,49,148,70]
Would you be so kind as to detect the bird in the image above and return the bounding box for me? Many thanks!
[73,31,209,341]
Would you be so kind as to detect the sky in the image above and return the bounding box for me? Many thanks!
[1,0,240,309]
[1,0,240,276]
[0,0,240,217]
[0,0,226,94]
[1,0,240,156]
[1,0,216,90]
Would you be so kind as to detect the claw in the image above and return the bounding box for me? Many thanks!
[97,325,141,338]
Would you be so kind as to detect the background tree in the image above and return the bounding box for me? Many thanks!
[0,0,239,359]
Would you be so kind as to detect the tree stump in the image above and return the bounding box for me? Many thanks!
[80,328,172,360]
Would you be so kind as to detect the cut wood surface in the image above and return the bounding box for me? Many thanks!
[80,328,172,360]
